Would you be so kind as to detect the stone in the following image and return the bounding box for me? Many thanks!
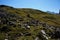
[41,30,46,35]
[23,32,31,36]
[35,37,39,40]
[24,23,30,29]
[5,39,8,40]
[42,35,49,40]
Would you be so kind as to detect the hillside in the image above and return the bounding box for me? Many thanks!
[0,5,60,40]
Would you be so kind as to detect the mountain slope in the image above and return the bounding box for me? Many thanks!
[0,5,60,40]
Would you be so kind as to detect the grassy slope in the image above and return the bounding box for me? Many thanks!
[0,5,60,40]
[2,7,60,26]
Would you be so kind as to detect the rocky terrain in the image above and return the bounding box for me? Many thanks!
[0,5,60,40]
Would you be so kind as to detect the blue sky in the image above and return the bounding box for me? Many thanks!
[0,0,60,13]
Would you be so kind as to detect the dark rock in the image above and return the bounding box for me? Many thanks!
[23,32,31,36]
[28,19,40,26]
[42,23,47,27]
[7,21,16,26]
[0,26,11,32]
[15,33,22,37]
[48,27,60,39]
